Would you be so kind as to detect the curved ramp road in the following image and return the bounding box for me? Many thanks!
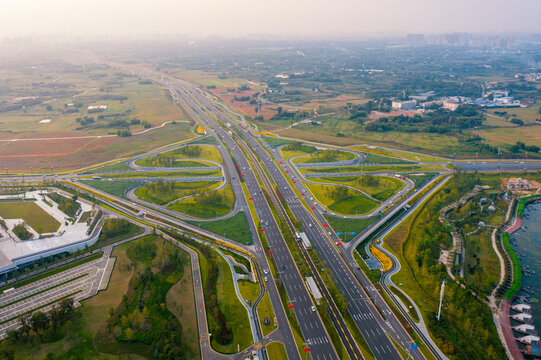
[170,79,404,359]
[172,84,340,360]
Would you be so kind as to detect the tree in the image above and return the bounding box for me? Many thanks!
[30,311,48,334]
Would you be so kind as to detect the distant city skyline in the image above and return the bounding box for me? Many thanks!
[1,0,540,39]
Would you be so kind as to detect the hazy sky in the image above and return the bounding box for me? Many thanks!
[1,0,540,38]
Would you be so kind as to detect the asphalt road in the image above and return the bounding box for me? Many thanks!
[454,160,541,172]
[173,81,410,359]
[179,83,431,359]
[172,83,339,360]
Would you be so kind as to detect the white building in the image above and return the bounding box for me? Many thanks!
[443,99,460,111]
[392,100,417,110]
[0,191,102,275]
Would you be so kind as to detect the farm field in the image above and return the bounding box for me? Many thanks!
[0,122,194,171]
[0,201,60,233]
[0,60,194,171]
[255,110,541,157]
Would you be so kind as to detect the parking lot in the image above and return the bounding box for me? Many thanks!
[0,254,113,339]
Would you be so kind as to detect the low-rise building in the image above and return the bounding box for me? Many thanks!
[507,178,538,192]
[443,99,460,111]
[391,100,417,110]
[0,191,103,275]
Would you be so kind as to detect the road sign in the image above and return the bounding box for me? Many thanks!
[249,197,253,200]
[303,347,310,352]
[288,304,294,309]
[323,224,328,227]
[351,232,356,235]
[260,228,265,232]
[336,232,341,235]
[412,344,418,350]
[268,250,273,254]
[293,181,296,183]
[311,206,316,209]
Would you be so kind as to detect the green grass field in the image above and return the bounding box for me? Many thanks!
[199,247,252,353]
[295,148,356,164]
[134,180,220,205]
[324,215,375,242]
[166,260,201,358]
[169,184,235,219]
[87,169,222,179]
[186,211,252,245]
[85,161,133,174]
[238,280,259,302]
[161,144,223,163]
[280,149,313,161]
[391,150,447,163]
[266,342,287,359]
[257,292,276,336]
[0,201,60,234]
[407,173,435,187]
[360,151,413,164]
[262,136,294,148]
[313,175,404,201]
[305,182,378,215]
[302,163,444,176]
[80,180,141,198]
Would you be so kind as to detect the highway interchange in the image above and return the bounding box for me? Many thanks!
[1,65,541,360]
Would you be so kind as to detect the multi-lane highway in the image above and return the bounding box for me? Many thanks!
[168,79,415,359]
[51,62,541,360]
[170,82,341,360]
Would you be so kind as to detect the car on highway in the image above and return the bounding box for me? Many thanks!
[311,306,316,312]
[264,276,268,282]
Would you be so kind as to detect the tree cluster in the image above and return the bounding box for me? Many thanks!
[510,141,539,154]
[48,193,80,217]
[175,145,202,158]
[12,223,31,240]
[8,299,75,345]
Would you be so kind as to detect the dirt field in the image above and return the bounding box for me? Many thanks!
[211,88,277,120]
[0,122,194,171]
